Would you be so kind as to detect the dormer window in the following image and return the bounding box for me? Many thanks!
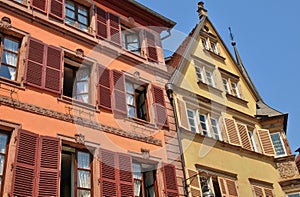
[210,41,219,55]
[201,38,209,50]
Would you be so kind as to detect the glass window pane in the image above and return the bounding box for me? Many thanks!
[77,152,90,169]
[0,65,16,80]
[76,81,88,94]
[126,94,135,105]
[78,6,88,16]
[0,155,5,175]
[2,51,18,67]
[66,0,75,10]
[132,163,142,179]
[78,24,88,31]
[288,194,300,197]
[78,15,88,25]
[126,81,134,94]
[4,38,19,53]
[271,133,286,156]
[0,135,8,154]
[66,9,75,19]
[77,170,91,189]
[134,180,142,196]
[65,18,75,26]
[77,189,91,197]
[77,69,89,80]
[128,106,136,117]
[76,94,89,103]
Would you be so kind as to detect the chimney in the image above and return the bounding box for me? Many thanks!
[197,2,207,19]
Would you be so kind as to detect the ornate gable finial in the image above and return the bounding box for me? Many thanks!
[229,27,236,46]
[197,2,207,19]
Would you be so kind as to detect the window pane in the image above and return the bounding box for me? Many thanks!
[0,135,7,154]
[0,155,5,175]
[126,94,135,105]
[199,114,208,136]
[206,71,214,86]
[271,133,286,156]
[76,81,88,94]
[78,6,88,16]
[128,106,136,117]
[66,0,75,10]
[2,51,18,67]
[134,180,142,196]
[65,18,75,26]
[77,152,90,169]
[66,9,75,19]
[78,23,88,31]
[187,110,196,132]
[126,81,134,94]
[77,170,91,189]
[195,67,204,82]
[132,163,142,179]
[78,15,88,25]
[77,189,91,197]
[4,38,19,53]
[210,118,220,140]
[288,194,300,197]
[0,65,16,80]
[76,94,89,103]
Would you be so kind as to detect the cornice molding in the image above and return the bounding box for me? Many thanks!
[0,95,162,146]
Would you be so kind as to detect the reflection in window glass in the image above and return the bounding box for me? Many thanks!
[271,133,286,156]
[187,109,197,133]
[0,38,19,80]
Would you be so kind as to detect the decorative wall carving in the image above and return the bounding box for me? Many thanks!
[277,161,298,179]
[0,19,12,30]
[75,133,85,145]
[0,95,162,146]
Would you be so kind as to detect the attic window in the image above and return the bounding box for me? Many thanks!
[203,25,209,32]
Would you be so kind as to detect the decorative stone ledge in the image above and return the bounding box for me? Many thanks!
[0,95,162,146]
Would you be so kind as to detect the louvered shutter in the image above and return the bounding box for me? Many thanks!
[187,169,202,197]
[45,45,62,93]
[253,185,263,197]
[31,0,47,13]
[146,31,158,62]
[12,130,39,197]
[162,164,179,197]
[108,13,121,46]
[236,123,252,151]
[218,177,238,197]
[96,6,108,39]
[25,37,46,88]
[98,64,111,110]
[152,85,169,128]
[223,118,241,146]
[111,69,127,117]
[256,129,275,156]
[264,188,274,197]
[37,136,61,196]
[177,98,189,130]
[118,153,134,196]
[49,0,64,20]
[100,149,117,196]
[218,177,227,197]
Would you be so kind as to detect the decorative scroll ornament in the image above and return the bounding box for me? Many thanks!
[277,161,298,179]
[75,133,85,145]
[0,17,12,30]
[141,148,150,159]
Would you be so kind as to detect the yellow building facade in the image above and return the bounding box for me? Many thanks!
[166,2,300,197]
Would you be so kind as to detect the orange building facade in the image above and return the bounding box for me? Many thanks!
[0,0,184,196]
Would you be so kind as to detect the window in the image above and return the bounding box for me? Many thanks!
[0,132,9,194]
[270,132,286,156]
[231,82,240,98]
[222,77,241,98]
[210,41,219,54]
[63,59,91,103]
[0,36,20,81]
[187,109,197,133]
[222,78,231,94]
[201,38,209,50]
[194,64,215,87]
[199,113,209,137]
[251,183,274,197]
[122,27,141,55]
[248,131,258,152]
[132,162,157,197]
[210,117,221,140]
[60,146,92,197]
[126,81,148,121]
[65,0,89,31]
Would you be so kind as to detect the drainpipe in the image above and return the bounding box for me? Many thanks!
[166,83,189,197]
[161,28,172,41]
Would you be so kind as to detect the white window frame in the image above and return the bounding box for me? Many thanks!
[194,62,215,88]
[210,117,222,141]
[195,66,205,83]
[187,109,198,133]
[199,113,210,137]
[231,82,240,98]
[222,78,231,94]
[201,38,209,50]
[248,131,259,152]
[205,71,215,87]
[270,132,287,157]
[210,41,219,55]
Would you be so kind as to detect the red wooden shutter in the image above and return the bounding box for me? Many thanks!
[218,177,227,197]
[36,136,61,196]
[108,13,121,46]
[223,118,241,146]
[146,31,158,62]
[162,163,179,197]
[237,123,252,151]
[177,98,189,130]
[253,185,263,197]
[100,149,117,196]
[257,129,275,156]
[118,153,134,196]
[187,169,202,197]
[31,0,47,13]
[49,0,64,20]
[25,37,46,88]
[45,45,62,93]
[152,85,169,128]
[12,130,39,197]
[96,7,108,39]
[111,69,127,117]
[98,64,111,110]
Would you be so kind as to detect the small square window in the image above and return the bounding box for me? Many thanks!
[122,27,141,55]
[0,36,20,81]
[63,59,91,103]
[125,81,148,121]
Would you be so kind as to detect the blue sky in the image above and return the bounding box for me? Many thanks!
[136,0,300,153]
